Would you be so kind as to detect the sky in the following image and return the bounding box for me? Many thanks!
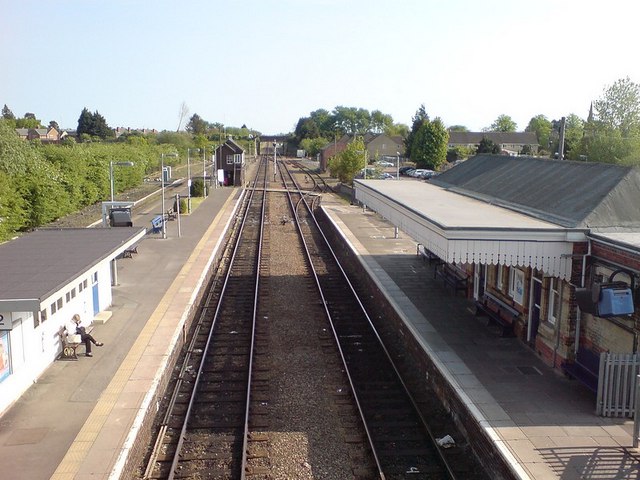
[2,0,639,135]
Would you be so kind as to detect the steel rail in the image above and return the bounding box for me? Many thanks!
[277,161,385,478]
[279,160,456,479]
[166,158,267,479]
[239,157,269,479]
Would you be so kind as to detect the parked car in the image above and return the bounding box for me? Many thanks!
[401,168,416,176]
[377,161,394,167]
[410,169,430,177]
[399,166,414,174]
[418,169,436,179]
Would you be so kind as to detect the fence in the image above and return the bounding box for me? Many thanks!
[596,352,640,417]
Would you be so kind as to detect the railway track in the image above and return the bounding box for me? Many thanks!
[278,160,455,480]
[143,160,268,479]
[142,156,471,479]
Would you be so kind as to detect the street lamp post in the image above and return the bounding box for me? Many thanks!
[203,147,208,198]
[161,152,178,239]
[110,160,134,202]
[396,151,400,180]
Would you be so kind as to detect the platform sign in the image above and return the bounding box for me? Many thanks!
[0,312,11,331]
[0,331,10,382]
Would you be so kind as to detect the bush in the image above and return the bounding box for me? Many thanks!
[173,197,188,214]
[191,178,205,197]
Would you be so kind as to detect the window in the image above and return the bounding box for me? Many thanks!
[91,273,97,284]
[548,278,561,325]
[66,292,71,302]
[508,268,525,305]
[83,279,88,289]
[51,302,57,314]
[79,282,83,292]
[57,298,63,309]
[226,154,234,165]
[496,265,504,290]
[71,288,76,299]
[41,309,47,323]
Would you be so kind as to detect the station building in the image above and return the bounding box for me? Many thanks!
[355,155,640,392]
[0,227,145,415]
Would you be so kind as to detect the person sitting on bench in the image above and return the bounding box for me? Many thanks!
[66,314,104,357]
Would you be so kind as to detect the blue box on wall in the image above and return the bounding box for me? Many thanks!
[598,286,635,317]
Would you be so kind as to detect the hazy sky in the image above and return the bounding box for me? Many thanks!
[2,0,639,134]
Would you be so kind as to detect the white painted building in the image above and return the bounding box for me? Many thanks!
[0,227,145,415]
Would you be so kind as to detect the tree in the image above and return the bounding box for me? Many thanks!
[77,108,112,140]
[525,114,552,151]
[2,104,15,120]
[370,110,394,134]
[186,113,208,136]
[593,77,640,137]
[477,137,501,154]
[294,117,320,144]
[563,114,584,160]
[177,101,189,132]
[410,117,448,169]
[332,106,371,135]
[489,114,517,132]
[328,137,366,184]
[300,137,328,157]
[448,125,469,132]
[49,120,60,131]
[405,104,429,161]
[15,113,41,129]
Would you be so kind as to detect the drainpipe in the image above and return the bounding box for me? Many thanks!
[574,238,592,354]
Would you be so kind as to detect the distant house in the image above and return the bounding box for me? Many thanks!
[113,127,158,138]
[15,127,60,143]
[319,133,405,172]
[214,138,245,187]
[448,131,539,155]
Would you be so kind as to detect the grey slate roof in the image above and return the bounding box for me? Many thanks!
[430,155,640,230]
[0,227,146,303]
[448,131,538,146]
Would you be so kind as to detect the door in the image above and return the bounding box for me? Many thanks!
[92,271,99,316]
[473,264,486,301]
[529,276,542,344]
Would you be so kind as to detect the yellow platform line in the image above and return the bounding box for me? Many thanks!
[51,191,238,480]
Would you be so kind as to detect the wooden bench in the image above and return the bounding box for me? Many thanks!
[434,262,468,295]
[417,244,442,265]
[165,208,177,221]
[122,246,138,258]
[562,348,600,393]
[150,215,163,233]
[58,325,94,361]
[475,292,518,337]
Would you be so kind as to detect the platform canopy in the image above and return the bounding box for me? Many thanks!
[355,180,583,279]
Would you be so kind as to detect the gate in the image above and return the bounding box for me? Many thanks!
[597,352,640,417]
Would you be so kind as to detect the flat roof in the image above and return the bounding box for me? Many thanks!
[590,231,640,250]
[356,179,567,232]
[0,228,146,303]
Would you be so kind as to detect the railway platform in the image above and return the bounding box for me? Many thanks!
[0,186,238,480]
[320,197,639,480]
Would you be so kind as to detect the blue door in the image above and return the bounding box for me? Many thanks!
[92,284,99,316]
